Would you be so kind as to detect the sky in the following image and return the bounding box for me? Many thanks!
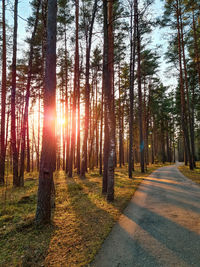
[5,0,176,89]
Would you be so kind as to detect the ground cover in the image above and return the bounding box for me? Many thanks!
[178,161,200,186]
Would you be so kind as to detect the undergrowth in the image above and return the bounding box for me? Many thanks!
[178,161,200,185]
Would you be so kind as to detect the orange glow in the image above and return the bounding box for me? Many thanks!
[57,117,65,125]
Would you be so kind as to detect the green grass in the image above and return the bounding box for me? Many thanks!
[178,161,200,185]
[0,163,168,266]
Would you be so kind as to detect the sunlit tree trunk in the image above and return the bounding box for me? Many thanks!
[179,8,195,168]
[80,0,98,178]
[129,0,136,177]
[95,77,99,168]
[26,117,30,172]
[176,0,193,170]
[37,91,41,171]
[64,32,69,174]
[103,0,115,201]
[0,0,7,185]
[99,86,103,175]
[36,0,57,224]
[118,65,122,168]
[102,0,109,193]
[192,11,200,87]
[76,0,80,175]
[135,0,144,173]
[11,0,19,186]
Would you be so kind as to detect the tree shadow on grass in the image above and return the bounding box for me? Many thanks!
[43,176,115,266]
[65,179,115,265]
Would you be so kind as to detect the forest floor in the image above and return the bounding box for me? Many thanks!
[0,163,168,266]
[93,163,200,267]
[178,161,200,185]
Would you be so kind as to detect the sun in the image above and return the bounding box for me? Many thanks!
[57,117,65,125]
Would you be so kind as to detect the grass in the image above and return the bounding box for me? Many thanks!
[178,161,200,185]
[0,163,168,266]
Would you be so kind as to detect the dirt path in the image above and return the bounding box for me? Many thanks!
[92,164,200,267]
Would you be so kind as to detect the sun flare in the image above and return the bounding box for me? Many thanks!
[57,117,65,125]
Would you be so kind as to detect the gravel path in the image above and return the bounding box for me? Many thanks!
[92,164,200,267]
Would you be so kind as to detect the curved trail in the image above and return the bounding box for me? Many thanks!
[92,164,200,267]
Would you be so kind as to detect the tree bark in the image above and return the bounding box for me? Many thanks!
[76,0,80,175]
[179,8,195,168]
[11,0,19,186]
[135,0,144,173]
[103,0,115,201]
[80,0,98,178]
[36,0,57,224]
[0,0,7,185]
[176,0,193,170]
[129,0,136,177]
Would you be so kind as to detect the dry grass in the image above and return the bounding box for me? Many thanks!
[178,161,200,185]
[0,163,168,266]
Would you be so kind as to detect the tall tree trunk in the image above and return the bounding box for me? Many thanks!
[129,0,136,177]
[161,117,165,164]
[99,85,103,175]
[68,0,79,177]
[36,0,57,224]
[64,32,69,174]
[80,0,98,178]
[37,91,41,171]
[192,11,200,87]
[102,0,109,193]
[176,0,193,170]
[103,0,115,201]
[118,65,122,168]
[95,77,99,168]
[0,0,7,185]
[62,83,65,170]
[76,0,80,175]
[11,0,19,186]
[179,8,195,168]
[135,0,144,173]
[31,122,34,172]
[26,117,30,172]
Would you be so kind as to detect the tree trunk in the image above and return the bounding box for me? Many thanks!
[179,8,195,168]
[176,0,193,170]
[103,0,115,201]
[11,0,19,186]
[26,117,31,172]
[36,0,57,224]
[129,1,136,177]
[118,66,122,168]
[80,0,98,178]
[76,0,80,175]
[135,0,144,173]
[99,86,103,175]
[192,11,200,87]
[0,0,7,185]
[64,32,69,174]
